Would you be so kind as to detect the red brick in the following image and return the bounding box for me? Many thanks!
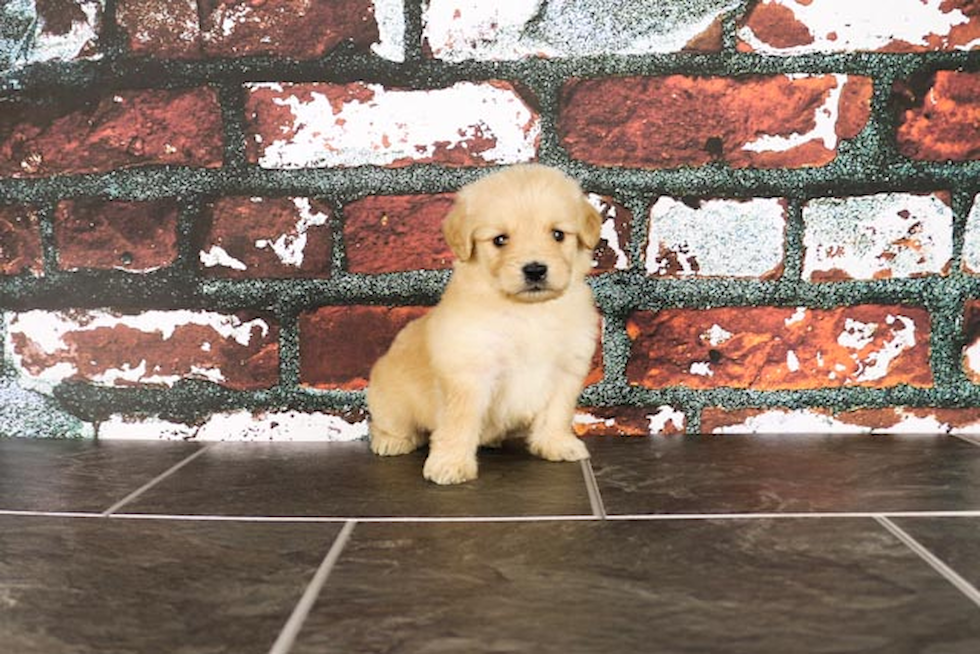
[626,305,932,390]
[574,406,685,437]
[245,81,539,169]
[0,88,223,178]
[299,306,429,390]
[342,192,629,275]
[738,0,980,53]
[201,0,378,58]
[54,199,179,272]
[964,300,980,382]
[299,305,602,390]
[702,407,980,434]
[200,197,332,278]
[0,205,43,276]
[343,194,455,273]
[116,0,201,59]
[896,71,980,162]
[116,0,378,60]
[559,75,872,169]
[6,309,278,390]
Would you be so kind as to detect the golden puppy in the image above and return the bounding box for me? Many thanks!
[367,164,602,484]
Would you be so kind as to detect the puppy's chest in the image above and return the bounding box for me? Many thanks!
[489,319,585,419]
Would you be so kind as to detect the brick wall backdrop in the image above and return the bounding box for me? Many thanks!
[2,0,980,440]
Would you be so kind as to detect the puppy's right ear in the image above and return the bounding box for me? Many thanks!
[442,193,474,261]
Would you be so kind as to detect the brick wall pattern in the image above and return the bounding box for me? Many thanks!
[2,0,980,439]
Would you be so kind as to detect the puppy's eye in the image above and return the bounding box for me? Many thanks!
[493,234,509,248]
[552,229,566,243]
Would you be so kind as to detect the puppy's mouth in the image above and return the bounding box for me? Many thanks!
[514,282,560,301]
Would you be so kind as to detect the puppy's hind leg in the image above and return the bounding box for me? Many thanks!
[367,382,427,457]
[369,423,427,457]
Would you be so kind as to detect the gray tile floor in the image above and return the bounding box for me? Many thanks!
[1,434,979,653]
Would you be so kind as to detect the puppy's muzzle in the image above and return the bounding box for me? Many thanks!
[522,261,548,284]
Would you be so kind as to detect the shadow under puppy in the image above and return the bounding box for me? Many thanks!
[367,164,602,484]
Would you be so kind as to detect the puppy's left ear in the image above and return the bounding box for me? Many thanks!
[578,196,603,250]
[442,192,474,261]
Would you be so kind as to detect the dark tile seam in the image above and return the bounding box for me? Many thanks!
[108,513,598,524]
[874,515,980,610]
[580,458,607,519]
[267,519,357,654]
[100,444,216,516]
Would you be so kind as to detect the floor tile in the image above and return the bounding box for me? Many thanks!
[0,438,203,513]
[119,440,592,518]
[0,515,339,654]
[893,516,980,590]
[587,434,980,515]
[292,518,980,654]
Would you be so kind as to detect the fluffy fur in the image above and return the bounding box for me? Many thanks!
[367,164,602,484]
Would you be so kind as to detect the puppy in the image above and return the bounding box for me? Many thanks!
[367,164,602,484]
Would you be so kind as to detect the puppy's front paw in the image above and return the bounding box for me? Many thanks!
[423,451,478,485]
[529,435,590,462]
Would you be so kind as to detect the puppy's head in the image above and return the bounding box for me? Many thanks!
[443,164,602,302]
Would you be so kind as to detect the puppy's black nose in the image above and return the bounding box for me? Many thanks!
[522,262,548,283]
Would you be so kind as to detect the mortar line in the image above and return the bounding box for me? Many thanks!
[268,519,357,654]
[100,444,214,516]
[580,458,607,519]
[874,515,980,610]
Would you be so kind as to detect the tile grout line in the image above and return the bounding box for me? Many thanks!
[874,515,980,610]
[607,510,980,521]
[952,434,980,448]
[268,519,357,654]
[7,508,980,524]
[100,444,215,517]
[580,459,607,519]
[0,509,106,519]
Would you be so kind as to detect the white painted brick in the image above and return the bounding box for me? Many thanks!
[371,0,406,62]
[573,406,686,436]
[962,194,980,274]
[1,0,103,71]
[248,81,539,169]
[709,408,868,434]
[423,0,739,61]
[966,338,980,382]
[646,197,786,278]
[802,193,953,281]
[4,309,274,391]
[97,410,369,442]
[707,407,980,434]
[739,0,980,54]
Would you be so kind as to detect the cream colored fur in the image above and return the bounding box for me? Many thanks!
[366,164,602,484]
